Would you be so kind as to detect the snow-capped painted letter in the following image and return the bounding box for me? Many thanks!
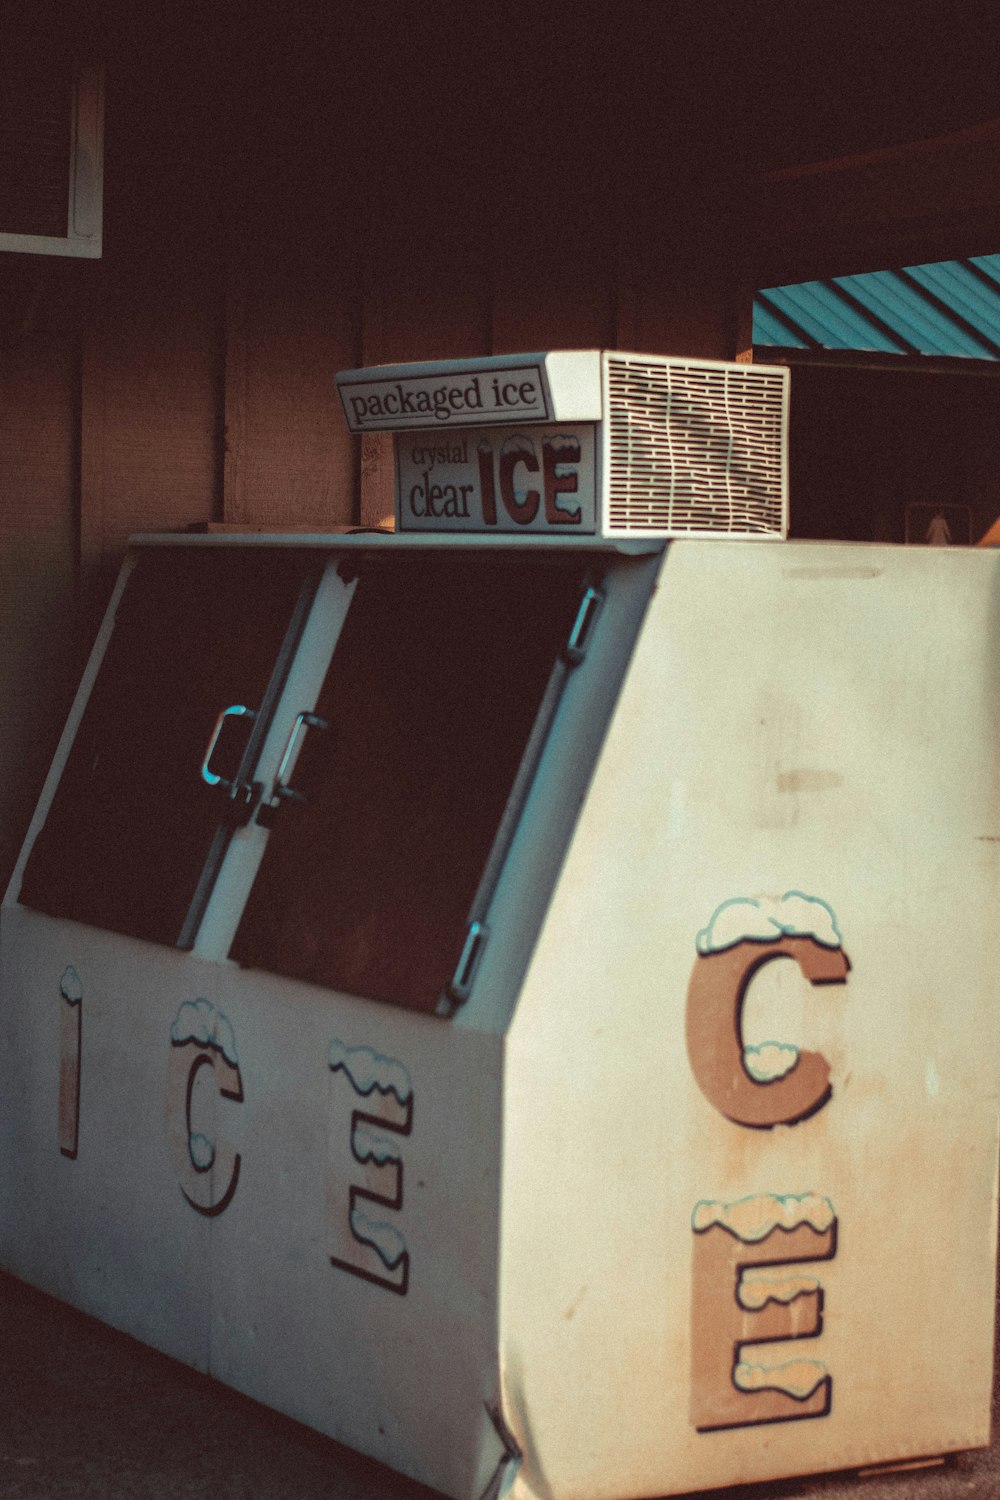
[165,999,243,1217]
[328,1041,413,1295]
[690,1193,837,1431]
[686,893,850,1128]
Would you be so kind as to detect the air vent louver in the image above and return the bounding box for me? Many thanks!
[605,354,787,538]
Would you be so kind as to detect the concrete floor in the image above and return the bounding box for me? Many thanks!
[0,1270,996,1500]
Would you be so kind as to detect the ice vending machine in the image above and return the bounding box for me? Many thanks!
[1,352,999,1500]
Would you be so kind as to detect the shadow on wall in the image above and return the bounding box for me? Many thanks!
[0,332,79,895]
[786,362,1000,544]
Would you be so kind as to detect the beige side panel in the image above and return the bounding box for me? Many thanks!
[0,907,214,1366]
[0,906,506,1500]
[501,542,1000,1498]
[207,967,505,1500]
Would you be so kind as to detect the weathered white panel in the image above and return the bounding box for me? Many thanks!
[206,966,504,1500]
[3,536,999,1500]
[0,908,214,1365]
[501,541,1000,1498]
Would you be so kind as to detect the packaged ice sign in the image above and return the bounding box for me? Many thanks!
[336,350,792,540]
[396,425,598,534]
[337,359,553,431]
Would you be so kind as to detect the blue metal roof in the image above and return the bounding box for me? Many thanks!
[754,256,1000,359]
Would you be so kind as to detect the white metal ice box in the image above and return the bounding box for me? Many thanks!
[1,355,999,1500]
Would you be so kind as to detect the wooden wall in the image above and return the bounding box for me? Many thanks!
[19,9,1000,893]
[0,15,758,891]
[0,332,78,884]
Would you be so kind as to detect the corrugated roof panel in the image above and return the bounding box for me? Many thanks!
[835,270,990,357]
[969,254,1000,287]
[902,261,1000,352]
[755,281,901,353]
[752,300,810,348]
[754,253,1000,360]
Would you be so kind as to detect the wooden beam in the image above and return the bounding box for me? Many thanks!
[753,118,1000,283]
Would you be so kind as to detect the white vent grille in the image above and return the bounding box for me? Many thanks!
[604,354,788,538]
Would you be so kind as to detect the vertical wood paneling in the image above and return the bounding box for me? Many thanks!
[491,256,616,355]
[629,275,742,360]
[222,266,359,529]
[0,334,78,890]
[78,321,106,605]
[617,207,751,360]
[78,297,221,618]
[357,279,490,529]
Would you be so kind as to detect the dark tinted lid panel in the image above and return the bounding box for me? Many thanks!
[18,548,315,946]
[231,551,587,1011]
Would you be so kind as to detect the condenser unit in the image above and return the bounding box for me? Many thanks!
[336,349,789,539]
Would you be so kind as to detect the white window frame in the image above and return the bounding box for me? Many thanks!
[0,64,104,259]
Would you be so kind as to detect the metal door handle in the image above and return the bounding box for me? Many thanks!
[271,711,328,805]
[564,585,604,665]
[445,921,489,1009]
[201,705,258,789]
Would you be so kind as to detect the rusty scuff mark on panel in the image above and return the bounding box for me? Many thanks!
[776,770,844,794]
[783,567,883,580]
[858,1455,946,1477]
[563,1285,588,1321]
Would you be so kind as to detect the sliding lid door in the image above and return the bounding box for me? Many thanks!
[18,547,319,947]
[230,551,592,1013]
